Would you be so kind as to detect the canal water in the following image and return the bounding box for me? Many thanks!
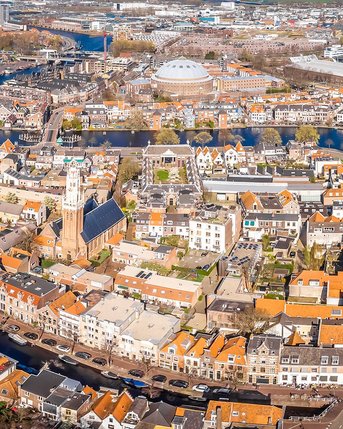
[2,127,343,150]
[0,333,272,407]
[33,26,113,52]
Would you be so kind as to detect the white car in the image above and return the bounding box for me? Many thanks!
[192,384,209,392]
[56,344,71,352]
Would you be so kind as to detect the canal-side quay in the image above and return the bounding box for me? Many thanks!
[1,317,342,411]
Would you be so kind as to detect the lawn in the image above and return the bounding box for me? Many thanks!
[90,249,111,266]
[156,169,169,182]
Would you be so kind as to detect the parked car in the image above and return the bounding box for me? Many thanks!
[169,379,189,389]
[192,384,209,392]
[7,325,20,332]
[24,332,38,340]
[92,357,107,366]
[56,344,71,352]
[75,351,91,360]
[152,374,167,383]
[42,338,57,347]
[202,264,210,271]
[128,369,144,378]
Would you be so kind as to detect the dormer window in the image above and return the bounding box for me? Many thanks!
[321,356,329,365]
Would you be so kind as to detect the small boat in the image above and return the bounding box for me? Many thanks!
[123,378,148,388]
[189,396,207,402]
[58,355,78,366]
[8,333,27,346]
[101,371,118,380]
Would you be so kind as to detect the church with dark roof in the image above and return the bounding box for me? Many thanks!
[35,161,126,261]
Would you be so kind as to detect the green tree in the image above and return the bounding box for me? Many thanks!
[262,234,271,251]
[295,125,320,144]
[110,39,155,56]
[126,110,146,131]
[44,196,56,213]
[155,128,180,145]
[205,51,216,60]
[5,192,18,204]
[71,117,82,131]
[102,139,112,150]
[194,131,213,148]
[260,128,282,146]
[234,307,269,336]
[118,157,141,184]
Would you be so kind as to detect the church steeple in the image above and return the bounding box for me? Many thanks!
[61,160,86,260]
[63,160,84,211]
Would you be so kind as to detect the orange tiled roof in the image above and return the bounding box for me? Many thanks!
[112,391,133,423]
[65,300,86,316]
[161,331,195,355]
[216,336,246,365]
[1,254,23,271]
[92,391,114,420]
[0,369,28,400]
[150,212,163,226]
[83,385,97,401]
[286,330,305,346]
[107,232,124,246]
[34,235,55,247]
[205,401,283,425]
[308,211,325,223]
[23,200,42,212]
[49,291,78,317]
[185,337,207,358]
[319,324,343,346]
[0,139,15,154]
[240,191,261,211]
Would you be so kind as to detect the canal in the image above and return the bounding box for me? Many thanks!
[2,127,343,151]
[0,332,271,407]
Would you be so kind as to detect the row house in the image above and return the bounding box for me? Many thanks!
[109,239,178,269]
[306,212,343,249]
[19,369,87,421]
[0,272,63,324]
[134,212,189,240]
[248,104,273,124]
[159,332,247,382]
[279,347,343,386]
[289,270,343,306]
[246,335,282,385]
[322,188,343,206]
[243,212,301,241]
[240,190,300,215]
[77,293,179,364]
[196,142,247,173]
[273,104,331,123]
[114,265,201,308]
[189,204,241,253]
[204,401,283,429]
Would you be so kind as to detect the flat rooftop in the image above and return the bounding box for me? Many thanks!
[121,311,179,344]
[83,293,144,325]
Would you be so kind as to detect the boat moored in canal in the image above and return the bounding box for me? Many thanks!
[8,333,28,346]
[101,371,118,379]
[58,354,78,365]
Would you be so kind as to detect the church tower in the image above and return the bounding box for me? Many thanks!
[61,161,86,260]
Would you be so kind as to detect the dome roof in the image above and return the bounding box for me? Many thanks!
[153,58,211,82]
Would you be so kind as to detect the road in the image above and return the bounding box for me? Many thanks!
[40,108,64,147]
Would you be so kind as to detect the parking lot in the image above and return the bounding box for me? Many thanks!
[178,250,219,270]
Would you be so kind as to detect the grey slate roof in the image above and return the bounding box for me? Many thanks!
[142,402,176,426]
[81,197,125,244]
[247,334,282,355]
[20,370,66,398]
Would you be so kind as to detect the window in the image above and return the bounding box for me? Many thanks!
[321,356,329,365]
[332,356,339,365]
[232,411,239,417]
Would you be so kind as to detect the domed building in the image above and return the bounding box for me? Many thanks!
[152,58,213,97]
